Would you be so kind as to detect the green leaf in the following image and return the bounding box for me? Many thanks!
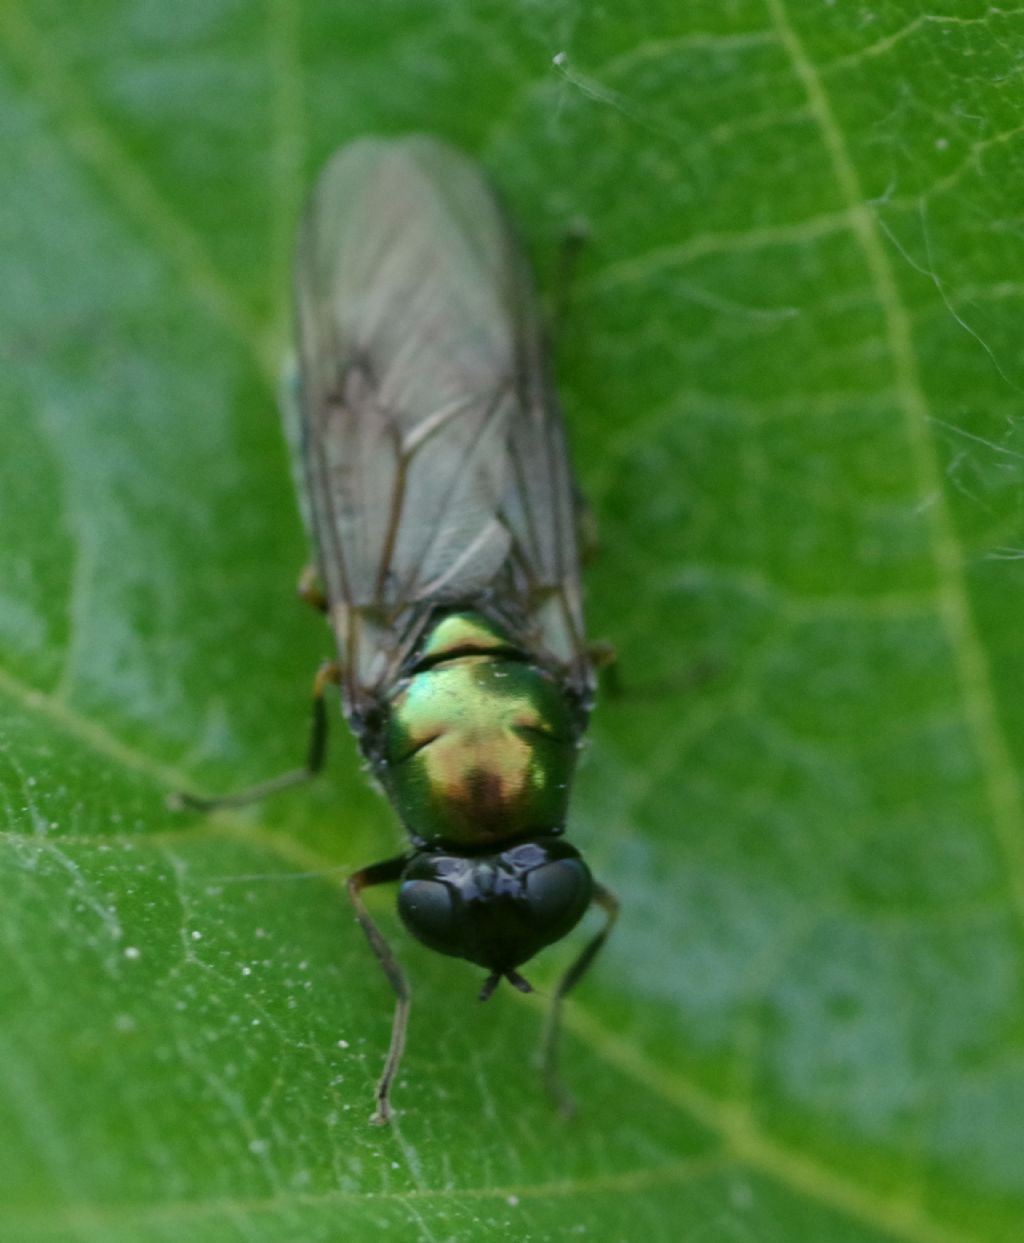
[1,2,1022,1240]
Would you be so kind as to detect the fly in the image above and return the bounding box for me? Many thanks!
[175,136,617,1125]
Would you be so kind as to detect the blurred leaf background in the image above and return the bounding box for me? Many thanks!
[1,1,1023,1240]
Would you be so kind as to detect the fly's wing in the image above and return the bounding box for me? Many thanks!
[292,136,590,718]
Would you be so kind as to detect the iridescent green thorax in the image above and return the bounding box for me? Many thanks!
[380,612,579,847]
[416,612,517,661]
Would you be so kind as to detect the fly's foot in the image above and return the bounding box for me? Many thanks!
[370,1100,393,1127]
[297,564,328,612]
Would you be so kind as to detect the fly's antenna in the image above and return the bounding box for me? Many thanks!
[479,969,534,1001]
[505,969,533,994]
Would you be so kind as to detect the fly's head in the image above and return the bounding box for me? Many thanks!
[397,837,592,997]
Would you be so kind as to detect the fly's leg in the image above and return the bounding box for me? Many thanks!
[578,493,623,695]
[540,882,619,1118]
[590,640,718,702]
[297,564,328,613]
[169,661,341,811]
[347,856,412,1126]
[588,640,622,699]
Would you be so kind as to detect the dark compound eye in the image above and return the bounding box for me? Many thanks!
[524,859,592,936]
[397,879,462,957]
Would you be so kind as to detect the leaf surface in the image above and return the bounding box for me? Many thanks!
[1,2,1022,1240]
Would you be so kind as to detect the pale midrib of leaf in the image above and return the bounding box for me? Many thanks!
[765,0,1024,935]
[0,661,990,1243]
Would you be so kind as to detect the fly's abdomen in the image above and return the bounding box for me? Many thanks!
[380,614,579,847]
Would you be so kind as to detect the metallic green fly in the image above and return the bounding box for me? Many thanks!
[177,136,617,1125]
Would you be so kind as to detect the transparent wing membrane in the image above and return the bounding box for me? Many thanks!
[292,136,590,713]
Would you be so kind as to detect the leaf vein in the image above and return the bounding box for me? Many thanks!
[826,8,1024,74]
[0,1155,726,1236]
[765,0,1024,1050]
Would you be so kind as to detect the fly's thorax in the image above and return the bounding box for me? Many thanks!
[379,613,580,847]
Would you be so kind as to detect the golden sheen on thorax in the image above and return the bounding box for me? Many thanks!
[382,613,578,847]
